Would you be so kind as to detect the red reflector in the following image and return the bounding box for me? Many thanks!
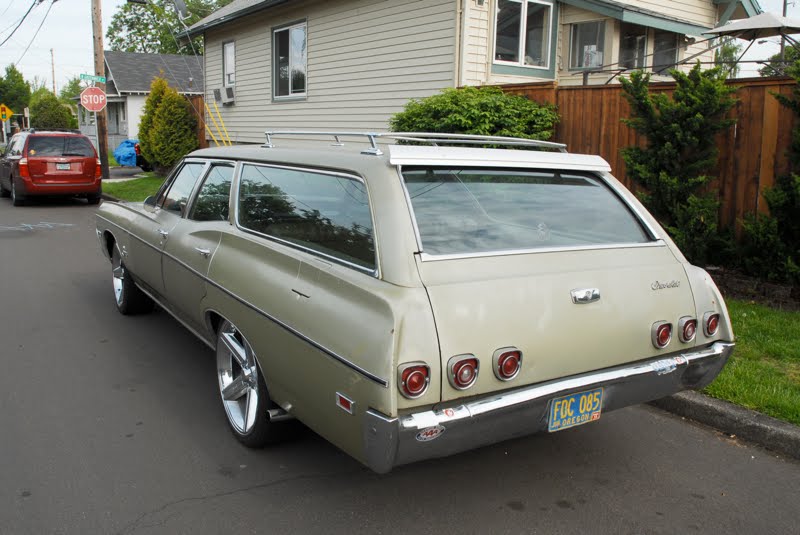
[336,393,353,413]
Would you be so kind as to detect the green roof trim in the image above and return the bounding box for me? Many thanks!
[714,0,763,18]
[560,0,711,36]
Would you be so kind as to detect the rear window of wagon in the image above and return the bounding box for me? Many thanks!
[401,167,651,256]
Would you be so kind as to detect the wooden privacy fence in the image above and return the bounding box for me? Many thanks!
[188,95,209,149]
[501,77,798,232]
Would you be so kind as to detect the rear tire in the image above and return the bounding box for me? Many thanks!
[87,193,101,205]
[0,180,9,198]
[111,244,154,315]
[216,320,289,447]
[11,179,25,206]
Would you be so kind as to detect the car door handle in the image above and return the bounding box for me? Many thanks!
[195,247,211,258]
[157,229,169,239]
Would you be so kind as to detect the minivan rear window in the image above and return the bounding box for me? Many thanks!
[402,167,651,256]
[27,136,96,158]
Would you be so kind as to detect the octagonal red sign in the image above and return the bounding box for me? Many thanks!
[80,87,107,112]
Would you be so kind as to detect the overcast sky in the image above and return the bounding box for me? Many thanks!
[0,0,795,94]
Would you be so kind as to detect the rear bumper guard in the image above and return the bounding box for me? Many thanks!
[363,341,734,473]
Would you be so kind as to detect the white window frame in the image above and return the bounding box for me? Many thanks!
[273,21,307,99]
[223,41,236,87]
[569,20,606,70]
[619,22,647,70]
[493,0,553,70]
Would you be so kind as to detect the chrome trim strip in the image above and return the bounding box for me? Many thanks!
[29,181,98,187]
[418,241,666,262]
[97,215,389,387]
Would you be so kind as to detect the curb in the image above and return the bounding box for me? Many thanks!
[649,391,800,461]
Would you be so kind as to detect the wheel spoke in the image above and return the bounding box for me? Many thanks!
[222,375,249,401]
[112,265,124,279]
[221,331,248,369]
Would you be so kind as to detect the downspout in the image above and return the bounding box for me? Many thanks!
[456,0,466,87]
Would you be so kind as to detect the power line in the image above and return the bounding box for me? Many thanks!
[16,0,55,66]
[0,0,39,49]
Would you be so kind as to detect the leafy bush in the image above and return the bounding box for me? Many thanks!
[147,86,198,171]
[138,77,169,164]
[389,86,559,141]
[30,93,73,130]
[620,64,737,265]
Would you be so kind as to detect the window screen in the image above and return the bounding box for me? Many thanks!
[238,164,375,270]
[402,168,650,256]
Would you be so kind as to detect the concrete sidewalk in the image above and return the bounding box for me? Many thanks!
[650,391,800,461]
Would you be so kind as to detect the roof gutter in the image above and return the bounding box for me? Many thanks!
[185,0,292,37]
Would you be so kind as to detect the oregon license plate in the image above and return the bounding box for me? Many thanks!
[548,388,603,432]
[56,163,70,170]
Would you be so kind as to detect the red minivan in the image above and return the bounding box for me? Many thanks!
[0,130,102,206]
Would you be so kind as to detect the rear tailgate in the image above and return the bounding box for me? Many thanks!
[29,157,95,183]
[418,245,696,401]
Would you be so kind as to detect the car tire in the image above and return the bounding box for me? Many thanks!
[87,193,101,205]
[0,180,9,198]
[11,179,25,206]
[216,320,289,447]
[111,244,154,315]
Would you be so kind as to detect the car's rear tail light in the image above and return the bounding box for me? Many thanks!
[95,159,102,179]
[651,321,672,349]
[678,317,697,343]
[134,143,142,156]
[493,348,522,381]
[398,362,429,399]
[19,158,29,178]
[704,312,720,337]
[447,355,479,390]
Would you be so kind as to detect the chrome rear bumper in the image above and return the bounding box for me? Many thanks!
[363,341,734,473]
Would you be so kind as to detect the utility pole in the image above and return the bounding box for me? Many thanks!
[780,0,789,66]
[91,0,110,179]
[50,48,56,95]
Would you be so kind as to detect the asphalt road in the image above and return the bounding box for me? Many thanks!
[1,198,799,535]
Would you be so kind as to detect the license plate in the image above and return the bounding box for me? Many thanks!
[56,163,70,170]
[548,388,603,432]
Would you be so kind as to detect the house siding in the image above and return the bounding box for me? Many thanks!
[204,0,457,143]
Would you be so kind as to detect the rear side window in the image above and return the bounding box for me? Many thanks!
[402,167,650,256]
[190,165,234,221]
[26,136,95,157]
[238,164,375,271]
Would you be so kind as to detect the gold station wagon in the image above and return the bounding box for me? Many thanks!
[96,132,734,473]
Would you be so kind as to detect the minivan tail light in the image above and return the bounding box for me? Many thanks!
[398,362,429,399]
[678,317,697,343]
[704,312,720,337]
[651,321,672,349]
[493,348,522,381]
[19,158,30,178]
[447,355,479,390]
[95,159,102,179]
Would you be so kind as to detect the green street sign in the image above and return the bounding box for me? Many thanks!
[80,73,106,84]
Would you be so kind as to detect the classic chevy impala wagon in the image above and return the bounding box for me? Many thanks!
[96,132,734,473]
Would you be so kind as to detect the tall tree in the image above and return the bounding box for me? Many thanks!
[0,65,32,125]
[759,46,800,77]
[714,39,742,79]
[59,77,84,102]
[106,0,233,55]
[30,93,73,130]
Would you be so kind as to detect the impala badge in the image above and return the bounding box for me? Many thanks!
[571,288,600,304]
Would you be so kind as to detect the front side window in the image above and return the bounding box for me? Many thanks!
[494,0,552,68]
[569,21,605,69]
[619,23,646,70]
[223,41,235,86]
[190,165,234,222]
[238,164,375,270]
[402,168,650,256]
[653,30,678,73]
[273,22,307,98]
[158,162,206,215]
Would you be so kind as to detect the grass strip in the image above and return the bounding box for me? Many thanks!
[103,174,164,202]
[704,298,800,426]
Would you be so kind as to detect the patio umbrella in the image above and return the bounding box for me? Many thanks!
[706,11,800,43]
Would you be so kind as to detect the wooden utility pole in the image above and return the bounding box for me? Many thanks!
[91,0,110,179]
[50,49,56,95]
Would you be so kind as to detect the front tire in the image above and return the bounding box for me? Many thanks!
[216,320,286,447]
[111,244,154,315]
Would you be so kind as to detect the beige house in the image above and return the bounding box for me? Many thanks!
[187,0,761,143]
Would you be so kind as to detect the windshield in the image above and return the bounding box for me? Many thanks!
[401,167,651,256]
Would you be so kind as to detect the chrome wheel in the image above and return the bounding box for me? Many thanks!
[217,321,261,435]
[111,246,125,308]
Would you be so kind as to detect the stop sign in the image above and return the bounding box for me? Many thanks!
[80,86,107,112]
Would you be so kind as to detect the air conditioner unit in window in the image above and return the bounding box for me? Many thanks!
[214,86,235,105]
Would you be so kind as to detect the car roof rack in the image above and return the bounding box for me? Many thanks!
[262,131,568,155]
